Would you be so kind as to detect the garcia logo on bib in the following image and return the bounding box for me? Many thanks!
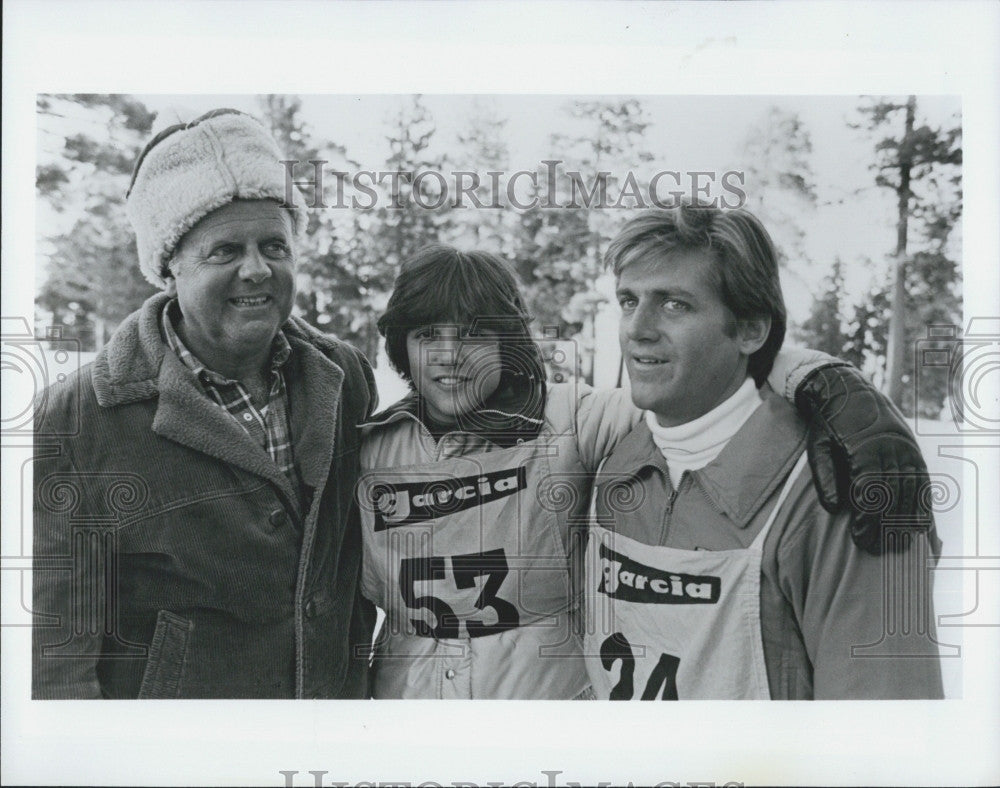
[598,542,720,604]
[372,466,528,531]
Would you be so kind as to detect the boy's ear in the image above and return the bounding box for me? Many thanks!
[737,316,770,355]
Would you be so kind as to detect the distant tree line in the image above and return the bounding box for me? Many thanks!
[35,94,962,417]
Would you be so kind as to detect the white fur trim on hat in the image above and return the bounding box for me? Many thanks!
[125,112,307,289]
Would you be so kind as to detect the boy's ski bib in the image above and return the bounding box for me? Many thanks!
[358,439,587,697]
[583,452,808,700]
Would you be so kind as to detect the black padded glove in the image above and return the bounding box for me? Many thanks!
[794,363,931,554]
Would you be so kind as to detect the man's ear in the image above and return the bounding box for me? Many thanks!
[736,316,770,355]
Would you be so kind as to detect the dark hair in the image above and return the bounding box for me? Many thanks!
[378,244,540,382]
[377,245,547,444]
[604,204,787,386]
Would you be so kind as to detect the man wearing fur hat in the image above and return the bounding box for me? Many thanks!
[32,109,377,698]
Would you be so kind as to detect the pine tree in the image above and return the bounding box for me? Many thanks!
[331,95,458,361]
[369,95,455,268]
[854,96,962,409]
[797,258,850,358]
[449,99,512,253]
[739,106,818,267]
[255,95,384,359]
[532,98,655,384]
[36,94,158,349]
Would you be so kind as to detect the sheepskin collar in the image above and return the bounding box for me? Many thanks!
[88,293,352,506]
[91,292,345,408]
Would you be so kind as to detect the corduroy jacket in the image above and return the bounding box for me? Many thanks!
[32,293,376,699]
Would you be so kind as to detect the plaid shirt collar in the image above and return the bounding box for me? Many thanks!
[159,299,301,507]
[160,299,291,384]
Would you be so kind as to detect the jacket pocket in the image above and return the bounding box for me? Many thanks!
[137,610,192,699]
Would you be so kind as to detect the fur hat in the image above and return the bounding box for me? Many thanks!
[125,109,307,289]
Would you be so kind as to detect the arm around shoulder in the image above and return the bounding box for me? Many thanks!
[766,346,843,402]
[571,383,643,472]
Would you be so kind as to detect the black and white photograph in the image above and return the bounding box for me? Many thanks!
[3,2,999,787]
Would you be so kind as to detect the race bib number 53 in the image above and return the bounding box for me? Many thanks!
[399,547,520,638]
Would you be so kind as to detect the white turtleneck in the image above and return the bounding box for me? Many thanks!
[645,377,763,489]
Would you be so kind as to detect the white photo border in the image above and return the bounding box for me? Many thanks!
[3,2,999,786]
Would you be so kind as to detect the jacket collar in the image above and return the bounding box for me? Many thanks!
[360,375,546,449]
[603,387,808,528]
[360,391,422,431]
[90,292,170,408]
[91,292,346,501]
[92,292,346,405]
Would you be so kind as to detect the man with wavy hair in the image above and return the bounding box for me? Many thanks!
[584,204,944,699]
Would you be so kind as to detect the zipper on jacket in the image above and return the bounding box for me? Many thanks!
[658,471,684,546]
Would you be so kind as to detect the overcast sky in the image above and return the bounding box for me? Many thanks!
[36,93,962,329]
[128,93,962,322]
